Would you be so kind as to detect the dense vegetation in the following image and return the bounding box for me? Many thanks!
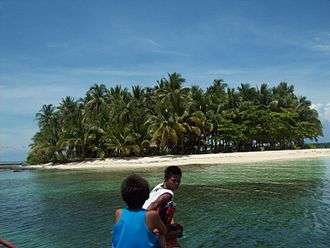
[27,73,323,164]
[305,142,330,149]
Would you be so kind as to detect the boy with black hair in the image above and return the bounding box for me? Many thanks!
[143,166,183,247]
[112,174,166,248]
[143,166,182,211]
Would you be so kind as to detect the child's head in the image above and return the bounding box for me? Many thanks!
[164,166,182,191]
[121,174,150,209]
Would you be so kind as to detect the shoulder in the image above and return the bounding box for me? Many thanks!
[153,184,174,196]
[114,209,122,224]
[151,183,164,192]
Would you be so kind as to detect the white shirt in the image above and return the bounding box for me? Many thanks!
[143,183,174,209]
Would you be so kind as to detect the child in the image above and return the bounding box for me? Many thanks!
[112,174,166,248]
[143,166,182,213]
[143,166,183,247]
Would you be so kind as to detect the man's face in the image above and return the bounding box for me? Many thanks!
[165,175,181,191]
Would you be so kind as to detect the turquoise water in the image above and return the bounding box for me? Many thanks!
[1,158,330,247]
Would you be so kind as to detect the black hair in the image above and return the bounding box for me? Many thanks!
[164,166,182,180]
[121,174,150,209]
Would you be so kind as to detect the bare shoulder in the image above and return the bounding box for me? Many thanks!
[114,209,122,224]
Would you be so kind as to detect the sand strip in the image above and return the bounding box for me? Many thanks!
[26,149,330,171]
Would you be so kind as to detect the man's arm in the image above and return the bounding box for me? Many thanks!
[147,210,167,235]
[147,193,172,210]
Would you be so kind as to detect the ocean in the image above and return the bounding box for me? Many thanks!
[1,158,330,247]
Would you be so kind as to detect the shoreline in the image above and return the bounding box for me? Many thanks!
[26,148,330,171]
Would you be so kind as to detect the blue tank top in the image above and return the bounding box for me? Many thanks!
[112,208,160,248]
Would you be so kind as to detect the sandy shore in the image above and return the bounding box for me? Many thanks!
[26,149,330,171]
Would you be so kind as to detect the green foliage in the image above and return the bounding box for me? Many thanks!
[26,73,323,164]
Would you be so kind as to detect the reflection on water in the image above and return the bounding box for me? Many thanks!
[1,158,330,247]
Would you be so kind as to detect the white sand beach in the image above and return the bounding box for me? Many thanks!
[26,149,330,171]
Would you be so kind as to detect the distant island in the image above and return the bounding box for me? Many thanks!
[310,142,330,148]
[27,72,323,165]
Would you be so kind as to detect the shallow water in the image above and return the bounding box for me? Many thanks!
[1,158,330,247]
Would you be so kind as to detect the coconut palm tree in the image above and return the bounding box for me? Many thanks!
[189,85,209,113]
[27,74,324,163]
[84,83,109,129]
[156,72,190,116]
[107,85,130,124]
[146,109,186,153]
[205,79,228,114]
[294,96,323,146]
[106,124,141,157]
[36,104,56,129]
[237,83,258,103]
[33,104,61,162]
[257,83,272,106]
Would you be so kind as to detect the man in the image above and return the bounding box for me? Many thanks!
[143,166,183,248]
[143,166,181,211]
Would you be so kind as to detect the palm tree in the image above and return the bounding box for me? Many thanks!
[155,72,190,116]
[189,85,209,113]
[206,79,228,114]
[36,104,56,129]
[257,83,272,106]
[294,96,323,146]
[33,104,61,162]
[106,124,141,157]
[127,85,150,144]
[146,109,186,153]
[27,74,324,163]
[184,110,213,153]
[237,83,258,103]
[272,82,297,109]
[107,85,131,124]
[84,84,109,128]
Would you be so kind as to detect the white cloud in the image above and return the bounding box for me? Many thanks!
[324,105,330,121]
[0,127,36,153]
[309,32,330,54]
[312,44,330,53]
[69,68,161,77]
[152,49,189,57]
[312,102,330,122]
[207,69,248,76]
[307,102,330,142]
[0,83,69,100]
[46,42,69,49]
[122,37,188,57]
[0,82,86,115]
[133,37,162,49]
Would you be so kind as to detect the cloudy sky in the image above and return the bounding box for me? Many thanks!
[1,0,330,161]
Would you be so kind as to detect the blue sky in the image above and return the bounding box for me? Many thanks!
[1,0,330,161]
